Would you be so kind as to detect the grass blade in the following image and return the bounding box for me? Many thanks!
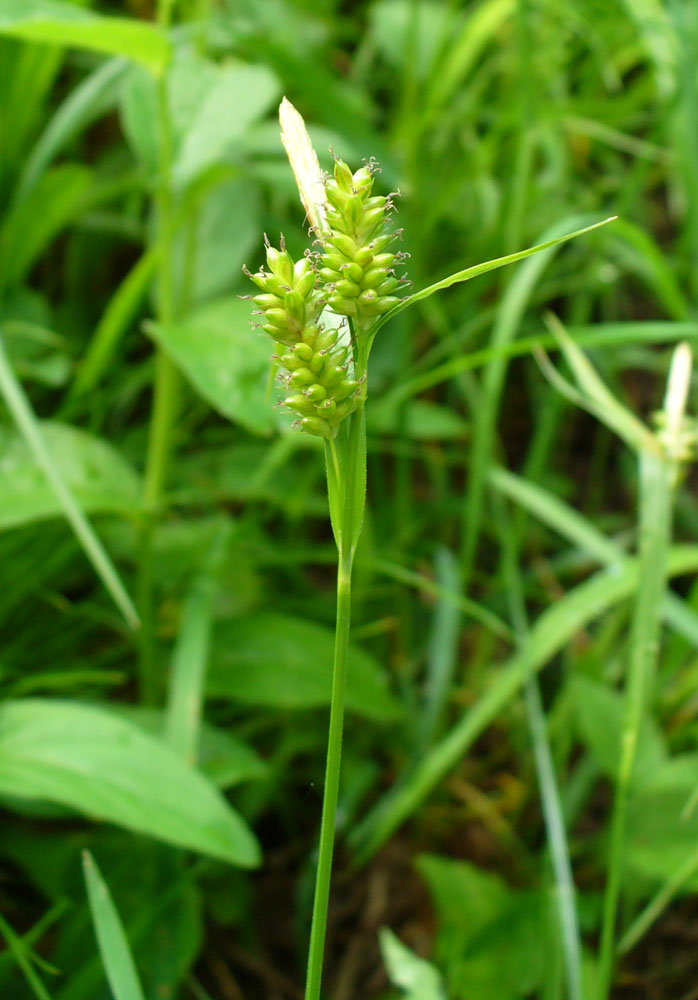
[351,545,698,861]
[368,216,617,342]
[165,521,230,761]
[0,336,139,628]
[0,912,53,1000]
[82,851,146,1000]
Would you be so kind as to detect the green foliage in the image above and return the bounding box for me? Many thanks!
[418,854,549,1000]
[3,1,698,998]
[206,611,401,720]
[0,699,260,866]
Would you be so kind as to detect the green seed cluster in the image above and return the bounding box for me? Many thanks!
[246,239,360,438]
[318,158,405,323]
[245,156,406,438]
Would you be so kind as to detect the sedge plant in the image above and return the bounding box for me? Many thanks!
[537,320,698,998]
[246,98,614,1000]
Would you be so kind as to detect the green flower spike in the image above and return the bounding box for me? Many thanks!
[245,236,361,438]
[318,157,408,324]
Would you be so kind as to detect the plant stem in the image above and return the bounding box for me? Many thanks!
[137,19,179,703]
[596,449,673,1000]
[497,490,585,1000]
[304,332,368,1000]
[304,548,353,1000]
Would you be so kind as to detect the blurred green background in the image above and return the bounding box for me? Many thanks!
[2,1,698,998]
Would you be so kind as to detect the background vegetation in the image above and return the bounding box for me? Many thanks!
[2,1,698,998]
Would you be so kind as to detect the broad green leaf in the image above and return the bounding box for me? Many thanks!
[171,177,261,304]
[111,707,267,791]
[572,675,666,784]
[121,54,279,187]
[148,297,277,435]
[2,320,70,387]
[173,61,280,188]
[0,0,170,73]
[0,421,140,530]
[82,851,146,1000]
[628,755,698,886]
[207,612,401,720]
[380,927,446,1000]
[120,53,217,175]
[0,699,260,868]
[417,854,547,1000]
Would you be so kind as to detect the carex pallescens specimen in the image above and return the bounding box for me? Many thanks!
[245,155,407,439]
[246,98,615,1000]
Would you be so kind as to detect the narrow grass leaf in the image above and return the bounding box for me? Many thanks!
[367,216,617,342]
[82,851,146,1000]
[352,546,698,859]
[0,912,53,1000]
[0,165,91,288]
[17,57,129,200]
[72,248,158,397]
[488,465,698,648]
[0,421,140,530]
[165,523,230,762]
[0,343,139,628]
[0,0,171,74]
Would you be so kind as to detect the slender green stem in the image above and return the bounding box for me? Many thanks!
[497,491,585,1000]
[137,32,179,703]
[304,331,369,1000]
[304,550,353,1000]
[596,450,673,1000]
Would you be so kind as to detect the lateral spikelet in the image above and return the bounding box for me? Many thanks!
[246,238,359,438]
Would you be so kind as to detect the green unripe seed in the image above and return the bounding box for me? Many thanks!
[335,279,361,298]
[289,367,315,386]
[284,290,306,320]
[265,308,291,328]
[361,267,389,289]
[313,328,338,352]
[378,277,400,295]
[352,167,373,192]
[334,160,354,190]
[319,267,342,283]
[305,384,327,403]
[343,262,364,282]
[309,352,326,374]
[328,296,358,316]
[253,293,281,309]
[266,247,294,283]
[323,253,349,271]
[294,269,316,298]
[294,341,314,362]
[300,416,331,437]
[326,233,358,257]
